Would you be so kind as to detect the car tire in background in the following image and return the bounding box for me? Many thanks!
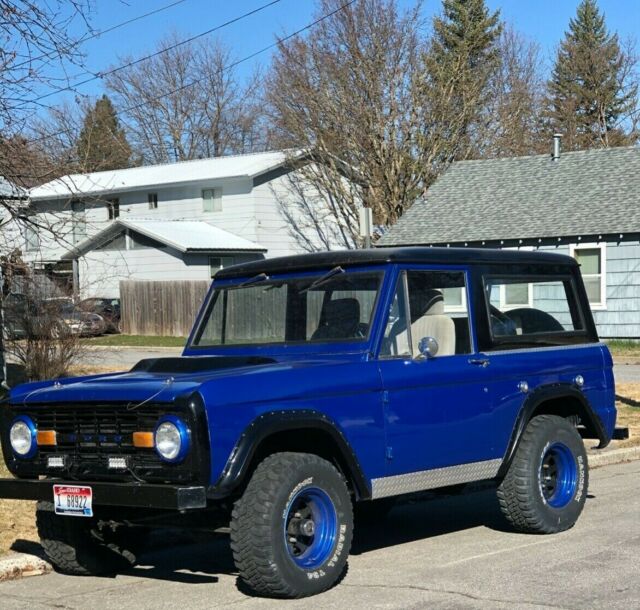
[36,501,141,575]
[497,414,588,534]
[230,452,353,598]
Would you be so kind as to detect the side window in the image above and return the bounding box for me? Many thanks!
[71,200,86,244]
[380,270,471,358]
[202,188,222,212]
[380,272,411,358]
[485,277,584,342]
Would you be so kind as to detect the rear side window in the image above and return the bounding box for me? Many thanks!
[484,276,585,345]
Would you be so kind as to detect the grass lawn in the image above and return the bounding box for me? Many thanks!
[0,459,37,556]
[606,340,640,361]
[82,334,186,348]
[615,382,640,448]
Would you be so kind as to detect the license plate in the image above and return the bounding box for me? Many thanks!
[53,485,93,517]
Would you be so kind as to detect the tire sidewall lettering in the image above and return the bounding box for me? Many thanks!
[280,473,350,583]
[574,455,585,503]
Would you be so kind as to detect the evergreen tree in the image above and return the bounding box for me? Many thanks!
[548,0,638,150]
[422,0,503,160]
[76,95,132,171]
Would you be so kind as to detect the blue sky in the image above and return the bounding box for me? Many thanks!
[42,0,640,107]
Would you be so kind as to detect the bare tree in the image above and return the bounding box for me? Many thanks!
[267,0,426,249]
[1,1,93,388]
[480,27,548,158]
[105,33,267,164]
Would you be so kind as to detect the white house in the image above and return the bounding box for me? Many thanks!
[1,176,29,260]
[22,151,333,298]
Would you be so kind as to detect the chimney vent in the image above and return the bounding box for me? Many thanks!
[552,133,562,161]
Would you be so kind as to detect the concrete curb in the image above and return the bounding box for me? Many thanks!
[588,445,640,468]
[0,552,51,582]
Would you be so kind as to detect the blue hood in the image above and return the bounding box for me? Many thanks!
[8,355,374,407]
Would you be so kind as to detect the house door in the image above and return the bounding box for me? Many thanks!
[376,268,498,486]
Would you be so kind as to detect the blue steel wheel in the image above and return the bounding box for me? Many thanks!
[497,415,588,534]
[539,442,578,508]
[231,452,353,598]
[284,486,338,568]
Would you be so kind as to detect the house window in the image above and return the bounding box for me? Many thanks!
[202,188,222,212]
[571,244,606,309]
[503,282,532,308]
[148,193,158,210]
[71,200,86,244]
[24,223,40,252]
[107,198,120,220]
[129,232,157,250]
[209,256,235,278]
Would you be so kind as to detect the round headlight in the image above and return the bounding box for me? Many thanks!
[10,416,37,458]
[154,416,190,463]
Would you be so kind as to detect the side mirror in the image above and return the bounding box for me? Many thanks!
[416,336,439,360]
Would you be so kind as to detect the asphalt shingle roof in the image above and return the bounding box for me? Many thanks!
[380,146,640,246]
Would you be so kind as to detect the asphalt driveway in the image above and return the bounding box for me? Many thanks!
[1,460,638,609]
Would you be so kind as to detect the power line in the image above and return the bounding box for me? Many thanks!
[19,0,283,108]
[11,0,191,72]
[27,0,357,147]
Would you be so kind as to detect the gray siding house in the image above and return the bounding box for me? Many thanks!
[380,145,640,339]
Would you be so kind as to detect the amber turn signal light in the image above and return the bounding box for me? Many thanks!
[132,431,155,448]
[36,430,57,446]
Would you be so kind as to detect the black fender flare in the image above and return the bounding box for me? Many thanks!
[208,410,371,500]
[497,383,609,479]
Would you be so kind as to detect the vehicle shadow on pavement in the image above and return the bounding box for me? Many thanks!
[128,531,237,584]
[7,487,520,591]
[124,487,514,586]
[352,486,513,555]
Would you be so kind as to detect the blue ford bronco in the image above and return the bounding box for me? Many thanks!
[0,247,617,597]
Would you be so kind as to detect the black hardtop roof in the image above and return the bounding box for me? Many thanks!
[215,247,577,279]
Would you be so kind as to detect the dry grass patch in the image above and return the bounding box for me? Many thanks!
[0,460,38,556]
[615,383,640,448]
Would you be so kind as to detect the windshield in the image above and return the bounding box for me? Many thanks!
[192,270,383,347]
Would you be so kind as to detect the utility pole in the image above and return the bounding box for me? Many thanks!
[0,267,7,395]
[359,207,373,249]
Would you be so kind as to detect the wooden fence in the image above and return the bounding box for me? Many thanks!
[120,280,210,337]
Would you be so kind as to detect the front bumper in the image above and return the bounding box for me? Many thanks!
[0,478,207,511]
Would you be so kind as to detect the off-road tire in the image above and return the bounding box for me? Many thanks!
[497,415,588,534]
[36,501,138,575]
[230,452,353,598]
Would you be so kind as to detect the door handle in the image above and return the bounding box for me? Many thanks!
[468,358,490,368]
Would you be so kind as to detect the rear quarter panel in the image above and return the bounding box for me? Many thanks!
[486,343,616,458]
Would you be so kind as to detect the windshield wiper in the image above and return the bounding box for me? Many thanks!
[233,273,270,289]
[299,266,344,294]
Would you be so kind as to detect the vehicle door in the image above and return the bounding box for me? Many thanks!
[376,267,498,478]
[472,267,602,458]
